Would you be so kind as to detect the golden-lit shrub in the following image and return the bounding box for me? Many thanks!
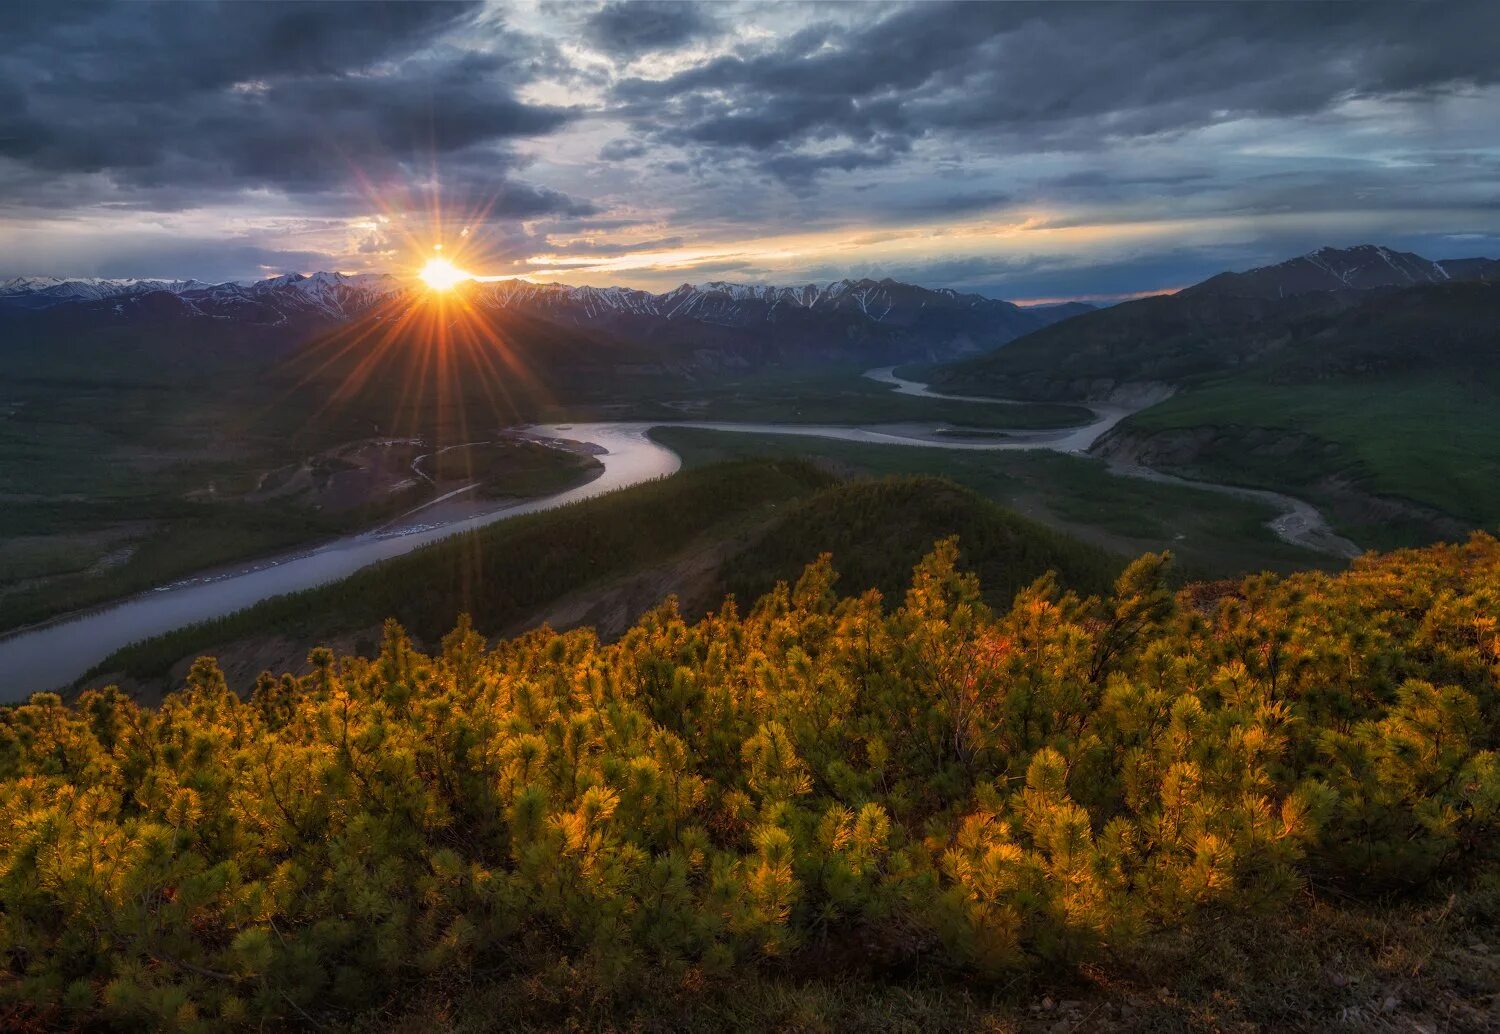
[3,534,1498,1030]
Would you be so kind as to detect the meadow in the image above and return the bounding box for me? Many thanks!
[1126,375,1500,538]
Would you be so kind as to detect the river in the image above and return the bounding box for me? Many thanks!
[0,369,1355,701]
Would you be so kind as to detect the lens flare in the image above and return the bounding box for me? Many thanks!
[270,174,558,477]
[419,256,470,291]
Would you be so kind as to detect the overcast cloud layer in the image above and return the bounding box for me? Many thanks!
[3,0,1498,299]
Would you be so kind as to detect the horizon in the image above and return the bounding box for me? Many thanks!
[4,2,1499,301]
[9,237,1498,308]
[0,264,1182,305]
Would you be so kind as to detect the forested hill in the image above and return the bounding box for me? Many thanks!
[84,465,1121,693]
[3,532,1498,1030]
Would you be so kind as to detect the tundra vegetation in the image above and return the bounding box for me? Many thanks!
[2,533,1499,1030]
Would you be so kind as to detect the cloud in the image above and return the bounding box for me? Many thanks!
[3,1,1498,293]
[537,235,685,258]
[615,2,1500,179]
[761,143,910,185]
[599,138,649,162]
[583,1,721,57]
[0,1,591,217]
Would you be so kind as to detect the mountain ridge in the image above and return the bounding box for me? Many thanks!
[0,272,1090,379]
[0,270,1070,321]
[1185,243,1499,300]
[931,243,1500,400]
[929,243,1500,545]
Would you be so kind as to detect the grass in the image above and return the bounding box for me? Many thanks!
[0,536,113,583]
[0,507,348,634]
[428,440,601,499]
[650,426,1335,579]
[1128,374,1500,531]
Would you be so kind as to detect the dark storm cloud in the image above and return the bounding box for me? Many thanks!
[584,1,722,57]
[0,1,466,91]
[762,143,910,186]
[617,1,1500,179]
[0,1,590,215]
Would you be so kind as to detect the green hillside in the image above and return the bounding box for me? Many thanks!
[718,476,1119,608]
[931,281,1500,542]
[87,465,1125,694]
[1124,376,1500,541]
[929,289,1355,400]
[1116,283,1500,542]
[87,459,833,684]
[651,426,1333,577]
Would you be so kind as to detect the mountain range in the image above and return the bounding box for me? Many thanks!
[0,271,405,319]
[6,242,1495,391]
[0,272,1088,379]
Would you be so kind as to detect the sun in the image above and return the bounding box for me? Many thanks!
[419,256,471,291]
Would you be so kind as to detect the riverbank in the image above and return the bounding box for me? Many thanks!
[869,366,1362,558]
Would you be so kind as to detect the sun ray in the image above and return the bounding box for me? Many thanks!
[419,255,471,291]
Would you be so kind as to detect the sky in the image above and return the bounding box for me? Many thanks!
[3,0,1499,302]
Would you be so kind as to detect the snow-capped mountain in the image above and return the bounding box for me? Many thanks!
[0,272,417,379]
[0,270,1063,337]
[0,271,404,321]
[0,270,1086,377]
[1187,245,1499,299]
[467,276,1061,340]
[0,276,210,309]
[455,276,1078,367]
[187,271,406,323]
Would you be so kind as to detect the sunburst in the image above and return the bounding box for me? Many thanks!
[419,255,471,291]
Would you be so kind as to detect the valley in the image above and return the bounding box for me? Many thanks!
[0,363,1359,702]
[0,364,1086,639]
[0,374,605,634]
[0,273,1099,639]
[1103,374,1500,548]
[930,248,1500,549]
[5,245,1495,700]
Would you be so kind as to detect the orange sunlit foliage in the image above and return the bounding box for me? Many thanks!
[3,534,1499,1028]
